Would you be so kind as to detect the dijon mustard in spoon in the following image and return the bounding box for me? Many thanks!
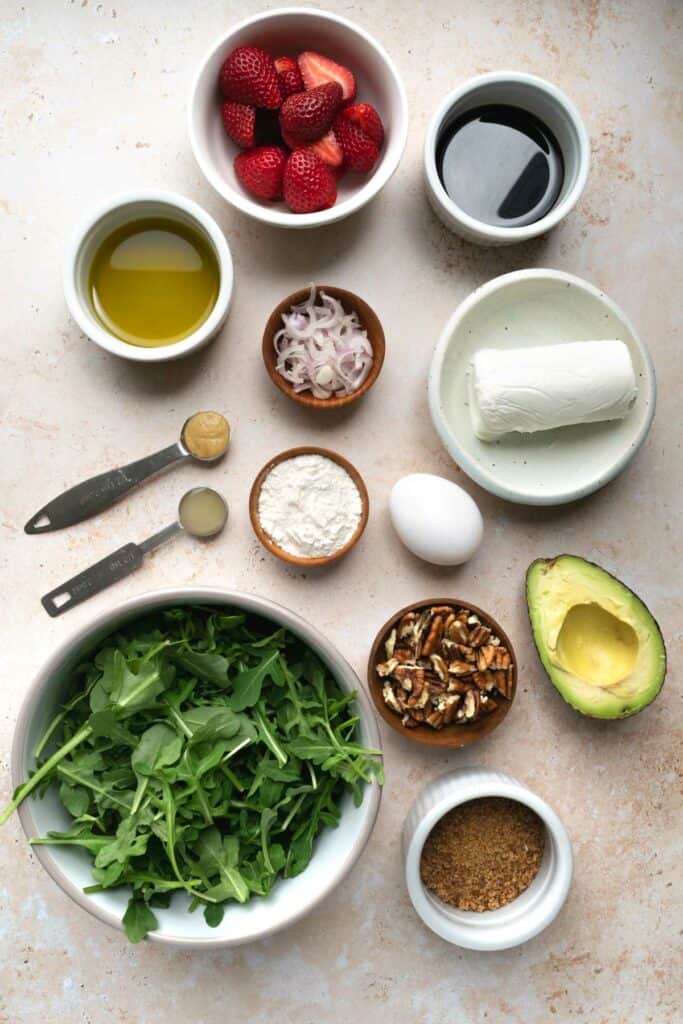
[25,411,230,533]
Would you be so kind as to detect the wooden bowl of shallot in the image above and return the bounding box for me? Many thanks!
[262,285,386,410]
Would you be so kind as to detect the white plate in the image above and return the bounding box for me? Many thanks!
[428,269,656,505]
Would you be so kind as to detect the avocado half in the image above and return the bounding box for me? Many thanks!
[526,555,666,719]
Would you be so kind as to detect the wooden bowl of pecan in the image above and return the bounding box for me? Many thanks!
[367,599,517,747]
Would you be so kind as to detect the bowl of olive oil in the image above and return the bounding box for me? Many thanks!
[64,191,233,361]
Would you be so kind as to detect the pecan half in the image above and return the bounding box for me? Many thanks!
[426,710,445,729]
[430,653,449,682]
[490,647,511,670]
[463,688,480,720]
[447,678,472,694]
[448,660,473,677]
[476,645,497,671]
[397,611,417,640]
[421,615,445,656]
[446,619,470,644]
[442,640,476,662]
[468,624,492,648]
[384,628,397,659]
[394,665,425,693]
[495,666,514,699]
[382,683,402,713]
[472,670,497,692]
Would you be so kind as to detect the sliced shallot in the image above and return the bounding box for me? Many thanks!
[273,284,374,399]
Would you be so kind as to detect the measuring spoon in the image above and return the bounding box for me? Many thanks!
[41,487,228,618]
[25,412,231,534]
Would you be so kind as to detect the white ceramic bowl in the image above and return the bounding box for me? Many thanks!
[403,767,573,950]
[11,587,382,947]
[424,71,590,245]
[189,7,408,228]
[63,191,233,362]
[429,268,657,505]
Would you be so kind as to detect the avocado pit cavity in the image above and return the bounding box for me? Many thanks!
[556,603,638,688]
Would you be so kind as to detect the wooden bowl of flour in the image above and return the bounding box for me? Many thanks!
[249,446,369,567]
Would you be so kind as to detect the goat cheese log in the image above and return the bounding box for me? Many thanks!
[468,340,638,441]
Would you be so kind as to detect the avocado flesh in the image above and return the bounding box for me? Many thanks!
[526,555,666,719]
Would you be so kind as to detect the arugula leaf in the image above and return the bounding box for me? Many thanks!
[123,899,158,943]
[130,723,182,813]
[196,827,249,903]
[174,650,229,687]
[229,650,282,711]
[58,781,90,817]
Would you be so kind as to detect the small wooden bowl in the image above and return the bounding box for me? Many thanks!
[367,598,518,748]
[249,446,369,567]
[262,286,386,410]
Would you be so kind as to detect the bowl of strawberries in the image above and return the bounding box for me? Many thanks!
[189,7,408,227]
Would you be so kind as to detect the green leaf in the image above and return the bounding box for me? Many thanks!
[195,827,249,904]
[123,899,158,943]
[132,724,182,777]
[58,781,90,817]
[229,650,281,711]
[260,808,277,873]
[88,710,137,746]
[175,650,229,687]
[30,824,111,854]
[204,902,225,928]
[181,706,242,743]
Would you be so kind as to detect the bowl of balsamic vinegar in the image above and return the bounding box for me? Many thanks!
[424,71,590,246]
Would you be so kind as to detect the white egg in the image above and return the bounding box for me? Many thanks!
[389,473,483,566]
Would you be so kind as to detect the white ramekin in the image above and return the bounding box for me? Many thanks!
[424,71,590,246]
[63,190,234,362]
[189,7,408,229]
[403,767,573,950]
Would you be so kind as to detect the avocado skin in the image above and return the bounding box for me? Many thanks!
[526,554,667,720]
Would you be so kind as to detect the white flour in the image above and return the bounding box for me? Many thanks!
[258,453,362,558]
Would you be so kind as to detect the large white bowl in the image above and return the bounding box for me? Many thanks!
[404,767,573,950]
[428,269,657,505]
[189,7,408,228]
[11,588,382,947]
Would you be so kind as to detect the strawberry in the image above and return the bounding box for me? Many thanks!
[298,51,356,103]
[274,55,304,99]
[308,129,343,168]
[333,111,380,172]
[234,145,287,201]
[283,149,337,213]
[342,102,384,147]
[221,101,255,149]
[279,82,343,147]
[219,46,281,109]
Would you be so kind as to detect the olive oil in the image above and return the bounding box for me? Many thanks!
[436,105,564,228]
[89,217,220,348]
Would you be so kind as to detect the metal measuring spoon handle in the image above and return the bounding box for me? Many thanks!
[41,521,182,617]
[25,443,186,534]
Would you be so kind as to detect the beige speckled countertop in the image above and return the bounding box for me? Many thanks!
[1,1,681,1021]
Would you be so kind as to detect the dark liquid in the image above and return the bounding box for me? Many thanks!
[436,105,564,227]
